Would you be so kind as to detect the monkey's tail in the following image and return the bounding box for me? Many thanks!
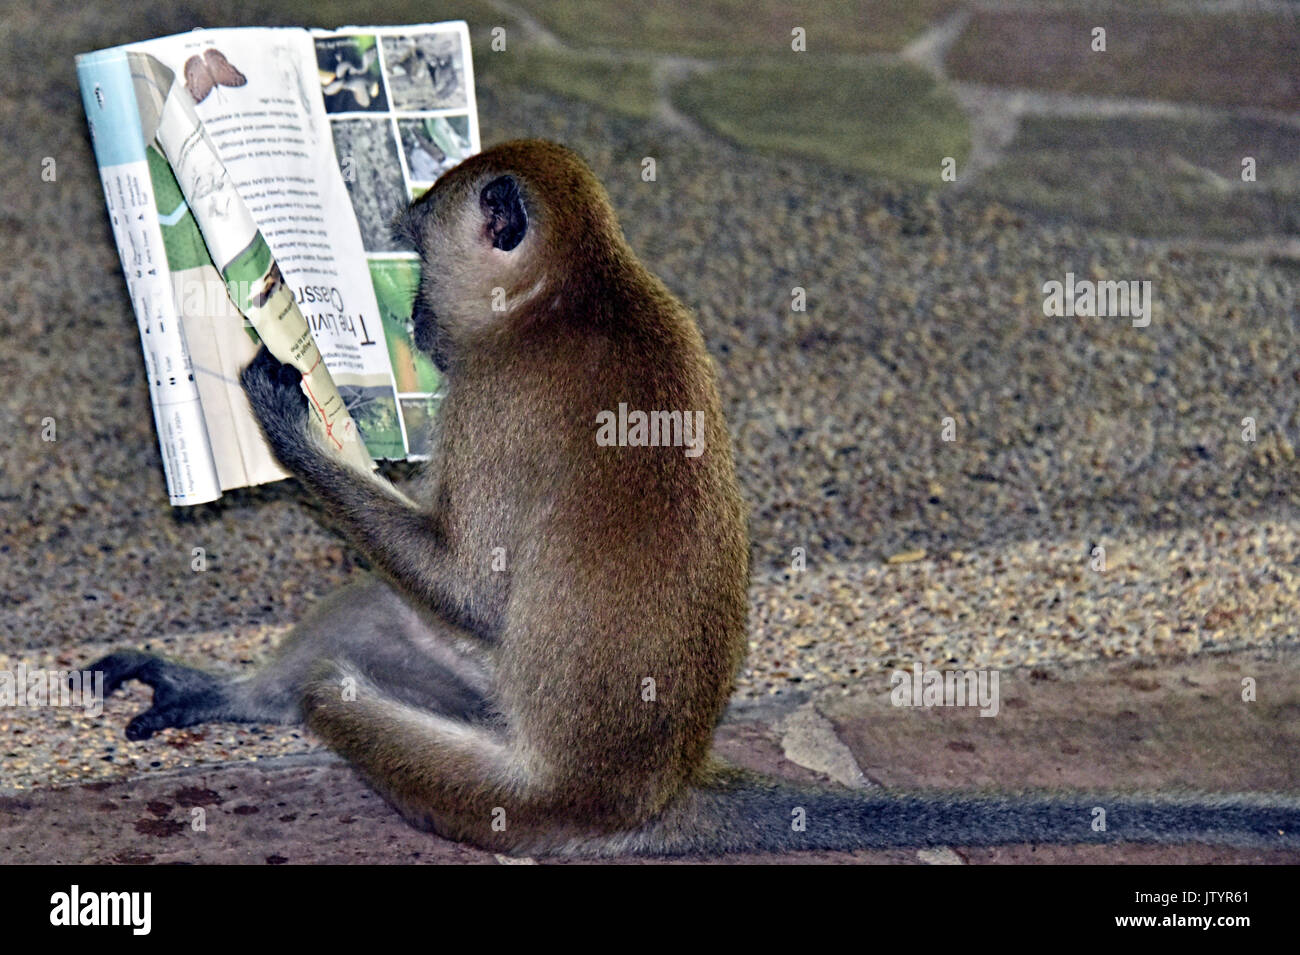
[567,765,1300,857]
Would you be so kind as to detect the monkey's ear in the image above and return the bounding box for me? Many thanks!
[479,175,527,252]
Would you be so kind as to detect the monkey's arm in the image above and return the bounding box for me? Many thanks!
[240,348,473,630]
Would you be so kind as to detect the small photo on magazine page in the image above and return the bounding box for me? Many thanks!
[337,380,405,460]
[330,117,409,252]
[380,32,467,110]
[369,258,440,395]
[315,34,388,113]
[397,115,472,183]
[398,397,440,457]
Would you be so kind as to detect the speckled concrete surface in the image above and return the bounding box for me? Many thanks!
[6,647,1299,863]
[1,1,1298,856]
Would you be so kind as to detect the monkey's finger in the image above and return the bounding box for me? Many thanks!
[275,360,302,388]
[242,344,281,379]
[240,346,302,402]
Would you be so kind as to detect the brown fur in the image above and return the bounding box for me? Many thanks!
[281,140,749,851]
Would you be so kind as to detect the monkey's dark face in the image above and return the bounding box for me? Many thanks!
[410,290,449,371]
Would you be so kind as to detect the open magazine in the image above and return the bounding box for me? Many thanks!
[76,23,481,505]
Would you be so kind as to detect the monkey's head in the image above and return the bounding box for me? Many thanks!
[394,140,630,371]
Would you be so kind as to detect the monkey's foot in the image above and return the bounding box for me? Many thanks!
[83,650,230,741]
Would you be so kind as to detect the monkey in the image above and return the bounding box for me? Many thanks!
[87,140,1300,857]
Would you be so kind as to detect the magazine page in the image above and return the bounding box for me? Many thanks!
[128,50,375,481]
[312,23,481,457]
[125,27,409,463]
[76,49,224,505]
[138,135,291,493]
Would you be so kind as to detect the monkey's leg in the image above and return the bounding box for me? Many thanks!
[90,576,495,741]
[259,574,495,723]
[302,666,547,852]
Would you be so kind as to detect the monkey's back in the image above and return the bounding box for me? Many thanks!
[443,277,749,825]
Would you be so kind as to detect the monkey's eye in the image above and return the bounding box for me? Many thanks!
[479,175,527,252]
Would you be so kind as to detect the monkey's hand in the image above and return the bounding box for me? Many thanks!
[240,345,312,469]
[240,347,469,633]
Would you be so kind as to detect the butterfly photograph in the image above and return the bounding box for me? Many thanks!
[183,47,247,104]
